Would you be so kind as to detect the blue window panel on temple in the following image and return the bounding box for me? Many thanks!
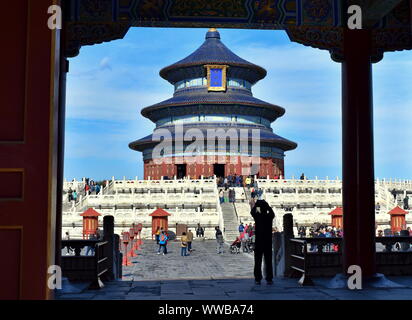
[210,68,223,87]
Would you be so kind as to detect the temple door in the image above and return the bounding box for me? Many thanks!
[0,0,61,299]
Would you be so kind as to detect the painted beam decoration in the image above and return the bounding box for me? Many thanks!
[66,0,411,28]
[65,0,412,57]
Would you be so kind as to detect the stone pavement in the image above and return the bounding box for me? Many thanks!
[57,240,412,300]
[121,239,254,281]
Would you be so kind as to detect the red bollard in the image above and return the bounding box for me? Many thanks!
[128,228,137,257]
[122,241,132,266]
[122,232,133,266]
[137,223,143,249]
[133,223,139,250]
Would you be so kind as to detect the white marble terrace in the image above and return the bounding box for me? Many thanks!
[62,176,412,239]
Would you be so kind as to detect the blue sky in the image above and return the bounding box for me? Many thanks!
[64,28,412,181]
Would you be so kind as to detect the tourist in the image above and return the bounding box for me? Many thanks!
[68,187,73,202]
[196,223,202,237]
[215,226,224,254]
[250,187,256,199]
[227,175,233,187]
[154,226,161,244]
[245,176,251,187]
[375,202,381,212]
[158,231,168,255]
[219,189,224,203]
[181,232,189,256]
[223,188,229,203]
[300,173,305,180]
[187,229,194,252]
[241,229,249,252]
[391,188,397,201]
[65,231,73,255]
[404,195,409,210]
[72,190,77,202]
[249,194,256,209]
[238,222,244,235]
[95,227,102,240]
[248,223,254,237]
[235,175,241,187]
[96,184,101,195]
[251,196,275,285]
[228,188,234,203]
[86,231,97,256]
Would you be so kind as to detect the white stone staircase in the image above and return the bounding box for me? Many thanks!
[220,202,240,241]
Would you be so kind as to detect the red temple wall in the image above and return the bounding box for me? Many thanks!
[143,156,285,180]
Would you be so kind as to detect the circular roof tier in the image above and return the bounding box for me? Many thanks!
[159,29,267,85]
[129,124,297,153]
[141,87,285,122]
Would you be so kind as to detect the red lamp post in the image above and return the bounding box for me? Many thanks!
[137,223,143,248]
[133,223,139,250]
[122,231,132,266]
[128,227,136,257]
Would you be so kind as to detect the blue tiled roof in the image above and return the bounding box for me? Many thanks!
[160,29,266,84]
[129,124,297,152]
[141,87,284,121]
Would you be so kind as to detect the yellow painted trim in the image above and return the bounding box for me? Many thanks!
[205,64,228,92]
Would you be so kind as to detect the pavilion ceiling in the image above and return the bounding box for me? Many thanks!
[64,0,411,59]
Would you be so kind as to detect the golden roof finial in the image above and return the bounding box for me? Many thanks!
[209,27,217,32]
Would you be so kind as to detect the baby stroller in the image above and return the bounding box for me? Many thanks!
[230,238,241,254]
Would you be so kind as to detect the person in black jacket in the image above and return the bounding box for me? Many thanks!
[251,197,275,285]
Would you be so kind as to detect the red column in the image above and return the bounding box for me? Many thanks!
[341,29,376,277]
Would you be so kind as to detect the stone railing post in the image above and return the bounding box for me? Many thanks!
[103,215,115,280]
[273,231,283,277]
[283,213,294,277]
[114,234,122,279]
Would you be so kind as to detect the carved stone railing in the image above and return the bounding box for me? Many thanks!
[61,240,108,289]
[288,236,412,285]
[60,216,122,289]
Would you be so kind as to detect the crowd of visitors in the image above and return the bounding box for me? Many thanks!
[235,222,256,253]
[84,178,101,196]
[391,189,410,210]
[66,177,104,202]
[217,175,243,188]
[154,227,197,256]
[67,187,78,202]
[218,188,236,204]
